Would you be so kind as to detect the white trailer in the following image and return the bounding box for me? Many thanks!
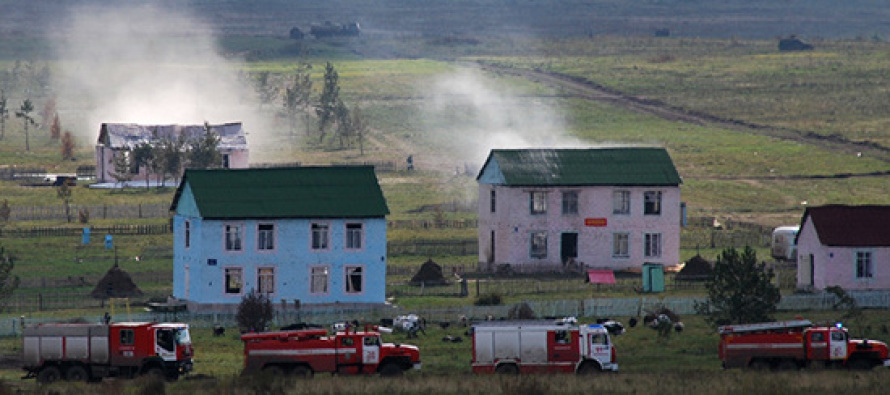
[471,318,618,374]
[771,226,799,261]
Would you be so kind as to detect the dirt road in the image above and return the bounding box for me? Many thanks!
[478,63,890,176]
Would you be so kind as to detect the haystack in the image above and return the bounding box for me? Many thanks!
[675,254,713,282]
[90,263,144,299]
[409,258,449,286]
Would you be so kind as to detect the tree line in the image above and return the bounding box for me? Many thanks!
[255,62,370,154]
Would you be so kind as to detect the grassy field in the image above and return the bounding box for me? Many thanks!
[1,2,890,393]
[1,310,889,394]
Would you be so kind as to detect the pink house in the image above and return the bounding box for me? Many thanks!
[796,205,890,291]
[476,147,682,273]
[95,122,249,184]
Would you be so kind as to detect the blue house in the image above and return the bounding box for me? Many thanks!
[169,166,389,310]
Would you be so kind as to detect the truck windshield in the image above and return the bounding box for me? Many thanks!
[175,328,192,345]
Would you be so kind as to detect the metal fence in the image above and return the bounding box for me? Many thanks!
[3,291,889,337]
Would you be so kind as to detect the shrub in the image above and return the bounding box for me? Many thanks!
[474,292,502,306]
[236,291,274,332]
[507,302,535,319]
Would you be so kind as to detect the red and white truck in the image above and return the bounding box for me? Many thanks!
[22,322,194,383]
[718,319,890,370]
[471,318,618,374]
[241,325,421,376]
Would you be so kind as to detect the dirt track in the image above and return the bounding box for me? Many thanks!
[477,63,890,177]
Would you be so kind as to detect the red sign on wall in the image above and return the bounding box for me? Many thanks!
[584,218,607,227]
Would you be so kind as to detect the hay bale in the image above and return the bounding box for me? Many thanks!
[409,258,449,286]
[675,254,713,282]
[90,263,143,299]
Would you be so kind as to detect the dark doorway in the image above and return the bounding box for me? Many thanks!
[561,233,578,263]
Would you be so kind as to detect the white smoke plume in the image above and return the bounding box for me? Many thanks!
[420,67,585,170]
[53,3,273,153]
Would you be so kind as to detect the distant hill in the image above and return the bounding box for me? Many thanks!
[1,0,887,40]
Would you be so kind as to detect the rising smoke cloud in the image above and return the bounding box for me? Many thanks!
[53,3,272,151]
[421,68,585,170]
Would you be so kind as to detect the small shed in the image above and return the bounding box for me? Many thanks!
[675,254,713,282]
[642,263,665,293]
[409,258,449,286]
[91,263,144,299]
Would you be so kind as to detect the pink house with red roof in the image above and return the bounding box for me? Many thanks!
[796,205,890,291]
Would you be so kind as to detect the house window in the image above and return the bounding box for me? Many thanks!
[257,267,275,294]
[613,190,630,215]
[222,154,230,169]
[257,223,275,251]
[856,251,874,279]
[644,233,662,258]
[310,266,329,294]
[490,190,496,213]
[311,223,329,250]
[644,191,662,215]
[345,266,364,294]
[346,223,363,250]
[120,329,134,345]
[562,191,578,215]
[225,267,243,294]
[613,233,630,258]
[184,220,190,249]
[530,191,547,215]
[530,231,547,259]
[225,224,243,251]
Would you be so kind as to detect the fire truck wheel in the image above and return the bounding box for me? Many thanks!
[776,360,798,371]
[748,360,770,371]
[577,362,599,375]
[849,359,873,370]
[379,363,404,377]
[65,365,90,382]
[36,366,62,384]
[494,364,519,375]
[291,365,313,378]
[144,367,166,381]
[262,365,285,376]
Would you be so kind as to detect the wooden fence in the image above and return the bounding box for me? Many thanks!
[0,224,171,238]
[7,203,170,221]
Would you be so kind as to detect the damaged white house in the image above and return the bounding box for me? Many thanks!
[95,122,249,184]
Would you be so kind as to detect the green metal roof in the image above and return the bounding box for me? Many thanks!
[479,147,681,186]
[171,166,389,219]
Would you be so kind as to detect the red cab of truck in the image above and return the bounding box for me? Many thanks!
[23,322,194,383]
[241,325,420,377]
[718,319,890,370]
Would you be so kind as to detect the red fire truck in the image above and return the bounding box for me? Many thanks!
[22,322,194,383]
[241,325,421,376]
[718,319,890,370]
[471,318,618,374]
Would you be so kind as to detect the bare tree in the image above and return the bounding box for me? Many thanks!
[56,182,73,223]
[15,99,37,152]
[0,91,8,140]
[187,122,222,170]
[131,141,155,188]
[316,62,341,143]
[351,106,369,156]
[282,64,313,137]
[109,147,134,189]
[60,131,76,160]
[50,113,60,140]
